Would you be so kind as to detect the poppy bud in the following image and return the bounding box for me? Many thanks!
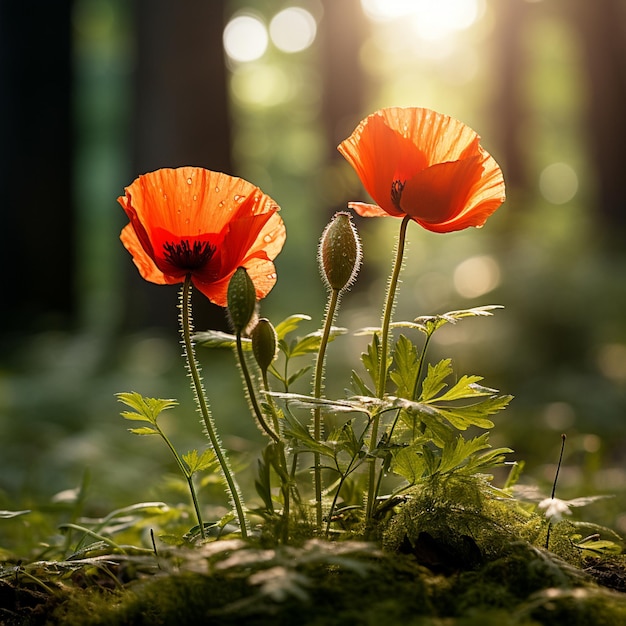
[319,212,362,292]
[227,267,257,333]
[251,318,277,373]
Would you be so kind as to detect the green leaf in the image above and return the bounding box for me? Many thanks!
[437,433,492,475]
[128,426,159,436]
[412,305,504,336]
[434,394,512,431]
[193,330,248,349]
[183,448,218,474]
[359,333,391,390]
[274,314,312,340]
[350,370,374,396]
[420,359,453,402]
[117,392,178,425]
[288,327,347,358]
[282,411,337,459]
[391,444,428,484]
[433,376,492,402]
[286,365,312,387]
[389,334,419,398]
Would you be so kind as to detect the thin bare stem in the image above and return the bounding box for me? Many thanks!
[180,277,248,538]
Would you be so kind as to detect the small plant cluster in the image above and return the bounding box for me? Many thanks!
[2,107,624,625]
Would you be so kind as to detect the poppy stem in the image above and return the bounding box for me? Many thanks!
[312,287,341,532]
[235,331,280,443]
[179,277,248,539]
[366,214,411,525]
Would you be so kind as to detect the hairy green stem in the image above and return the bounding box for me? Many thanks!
[236,332,279,443]
[366,215,411,524]
[312,287,341,531]
[180,277,248,538]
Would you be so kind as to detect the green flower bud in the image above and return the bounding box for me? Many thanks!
[319,212,362,292]
[227,267,257,333]
[251,318,277,373]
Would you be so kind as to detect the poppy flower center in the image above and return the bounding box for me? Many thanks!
[163,239,216,271]
[391,179,405,210]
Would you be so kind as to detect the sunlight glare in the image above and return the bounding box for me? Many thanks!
[270,7,317,53]
[362,0,482,41]
[223,14,268,63]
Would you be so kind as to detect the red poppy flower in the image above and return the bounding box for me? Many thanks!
[338,107,505,233]
[119,167,285,306]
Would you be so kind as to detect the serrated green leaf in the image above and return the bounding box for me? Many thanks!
[391,444,428,484]
[433,394,512,430]
[281,411,337,458]
[437,433,492,475]
[128,426,159,435]
[359,333,391,390]
[419,359,453,401]
[389,335,419,398]
[412,305,503,335]
[350,370,374,396]
[274,314,312,340]
[117,392,178,425]
[270,391,368,415]
[288,327,347,358]
[286,365,312,387]
[183,448,218,474]
[432,375,488,402]
[193,330,252,350]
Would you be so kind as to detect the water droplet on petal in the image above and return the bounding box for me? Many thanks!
[193,194,197,201]
[219,201,225,207]
[215,186,220,192]
[267,272,277,280]
[163,193,168,200]
[263,235,273,243]
[186,177,192,184]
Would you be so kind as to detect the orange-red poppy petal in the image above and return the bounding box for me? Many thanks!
[119,167,286,305]
[348,202,391,218]
[338,107,505,231]
[120,223,181,286]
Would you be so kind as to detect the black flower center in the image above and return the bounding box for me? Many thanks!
[391,179,405,210]
[163,240,215,271]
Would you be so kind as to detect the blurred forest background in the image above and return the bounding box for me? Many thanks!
[1,0,625,540]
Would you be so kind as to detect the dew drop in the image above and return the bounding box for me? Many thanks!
[193,194,197,201]
[219,201,225,208]
[267,272,277,280]
[234,194,242,202]
[215,186,220,192]
[186,177,192,185]
[163,193,168,200]
[263,234,273,243]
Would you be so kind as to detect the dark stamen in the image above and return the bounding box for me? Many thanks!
[163,240,215,271]
[391,179,405,210]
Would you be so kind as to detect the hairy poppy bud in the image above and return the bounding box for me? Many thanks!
[319,212,362,292]
[251,318,277,373]
[227,267,257,333]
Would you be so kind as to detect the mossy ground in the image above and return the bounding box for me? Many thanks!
[4,547,626,626]
[3,478,625,625]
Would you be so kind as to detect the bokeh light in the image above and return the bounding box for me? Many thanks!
[270,7,317,53]
[539,162,579,204]
[223,14,268,63]
[453,255,501,299]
